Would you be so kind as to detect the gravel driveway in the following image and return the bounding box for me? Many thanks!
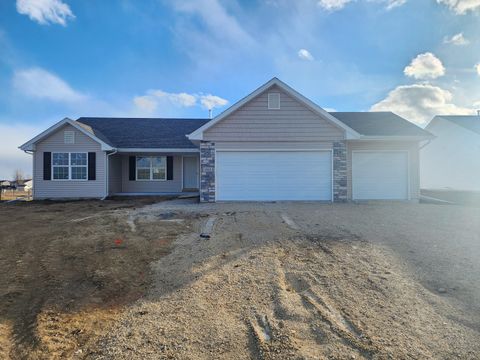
[89,199,480,359]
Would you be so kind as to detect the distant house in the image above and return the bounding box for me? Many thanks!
[421,115,480,191]
[19,78,433,202]
[0,180,11,189]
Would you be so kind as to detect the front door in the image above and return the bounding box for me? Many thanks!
[183,156,199,190]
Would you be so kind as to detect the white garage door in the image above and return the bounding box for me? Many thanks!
[216,151,332,201]
[352,151,409,200]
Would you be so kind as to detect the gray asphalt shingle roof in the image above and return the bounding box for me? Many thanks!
[76,117,210,148]
[76,112,431,149]
[329,112,432,137]
[436,115,480,135]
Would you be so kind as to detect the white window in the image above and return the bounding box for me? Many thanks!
[268,92,280,109]
[136,156,166,181]
[52,152,88,180]
[64,131,75,144]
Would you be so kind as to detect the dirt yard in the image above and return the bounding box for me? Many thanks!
[1,198,479,359]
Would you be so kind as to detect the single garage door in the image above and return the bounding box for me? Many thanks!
[352,151,409,200]
[216,151,332,201]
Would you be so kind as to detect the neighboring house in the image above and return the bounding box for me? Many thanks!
[19,78,432,202]
[421,115,480,191]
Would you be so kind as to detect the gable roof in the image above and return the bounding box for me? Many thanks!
[431,115,480,136]
[77,117,209,149]
[187,77,362,141]
[19,118,115,151]
[331,112,433,137]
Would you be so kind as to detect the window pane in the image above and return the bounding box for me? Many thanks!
[53,153,69,165]
[137,168,150,180]
[152,157,165,167]
[71,153,87,166]
[136,157,150,168]
[152,167,165,180]
[71,167,87,180]
[53,166,69,179]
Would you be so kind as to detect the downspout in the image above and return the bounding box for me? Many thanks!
[101,149,117,200]
[23,150,34,200]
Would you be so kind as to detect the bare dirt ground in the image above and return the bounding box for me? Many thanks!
[1,199,480,359]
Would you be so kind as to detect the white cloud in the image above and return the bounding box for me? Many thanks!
[199,94,229,110]
[383,0,407,9]
[16,0,74,26]
[0,123,45,179]
[298,49,314,61]
[476,63,480,76]
[133,89,228,114]
[404,53,446,80]
[371,83,475,125]
[317,0,353,10]
[436,0,480,14]
[443,33,470,46]
[13,67,86,103]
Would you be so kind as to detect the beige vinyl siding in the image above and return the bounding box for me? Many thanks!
[34,124,106,199]
[203,85,345,142]
[347,141,420,200]
[108,154,122,194]
[121,154,185,193]
[215,141,334,150]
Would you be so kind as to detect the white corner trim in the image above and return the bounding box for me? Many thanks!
[187,77,361,141]
[19,118,115,151]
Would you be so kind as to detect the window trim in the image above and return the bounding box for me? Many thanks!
[135,156,167,181]
[268,92,280,110]
[51,152,88,181]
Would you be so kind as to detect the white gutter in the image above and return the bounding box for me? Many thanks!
[115,148,199,153]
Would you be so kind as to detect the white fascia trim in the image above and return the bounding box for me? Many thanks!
[19,117,115,151]
[116,148,199,153]
[187,77,361,141]
[351,135,435,141]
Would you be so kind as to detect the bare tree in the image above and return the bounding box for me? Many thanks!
[13,169,24,184]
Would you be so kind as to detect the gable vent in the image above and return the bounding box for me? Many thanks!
[268,92,280,109]
[64,130,75,144]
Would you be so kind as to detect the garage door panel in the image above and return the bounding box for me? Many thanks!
[216,151,332,201]
[353,151,408,200]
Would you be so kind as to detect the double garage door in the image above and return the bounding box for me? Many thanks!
[215,150,409,201]
[216,151,332,201]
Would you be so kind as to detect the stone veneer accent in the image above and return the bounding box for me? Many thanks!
[333,141,347,202]
[200,141,216,202]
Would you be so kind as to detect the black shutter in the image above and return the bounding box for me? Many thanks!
[166,156,173,180]
[88,152,96,180]
[43,152,51,180]
[129,156,136,181]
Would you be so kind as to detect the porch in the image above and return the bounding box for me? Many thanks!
[107,151,200,196]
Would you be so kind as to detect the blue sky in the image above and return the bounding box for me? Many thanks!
[0,0,479,178]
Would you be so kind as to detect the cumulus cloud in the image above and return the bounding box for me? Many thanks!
[404,53,446,80]
[443,32,470,46]
[371,84,475,125]
[317,0,353,10]
[383,0,407,9]
[298,49,314,61]
[133,89,228,114]
[13,67,86,103]
[16,0,75,26]
[199,94,229,110]
[436,0,480,14]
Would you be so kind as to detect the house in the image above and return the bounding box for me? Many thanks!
[19,78,433,202]
[421,115,480,192]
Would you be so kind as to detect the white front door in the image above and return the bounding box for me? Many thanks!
[183,156,199,189]
[216,151,332,201]
[352,151,409,200]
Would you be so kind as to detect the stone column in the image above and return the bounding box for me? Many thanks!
[333,141,347,202]
[200,141,215,202]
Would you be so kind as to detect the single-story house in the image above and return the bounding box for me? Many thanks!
[19,78,433,202]
[421,115,480,191]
